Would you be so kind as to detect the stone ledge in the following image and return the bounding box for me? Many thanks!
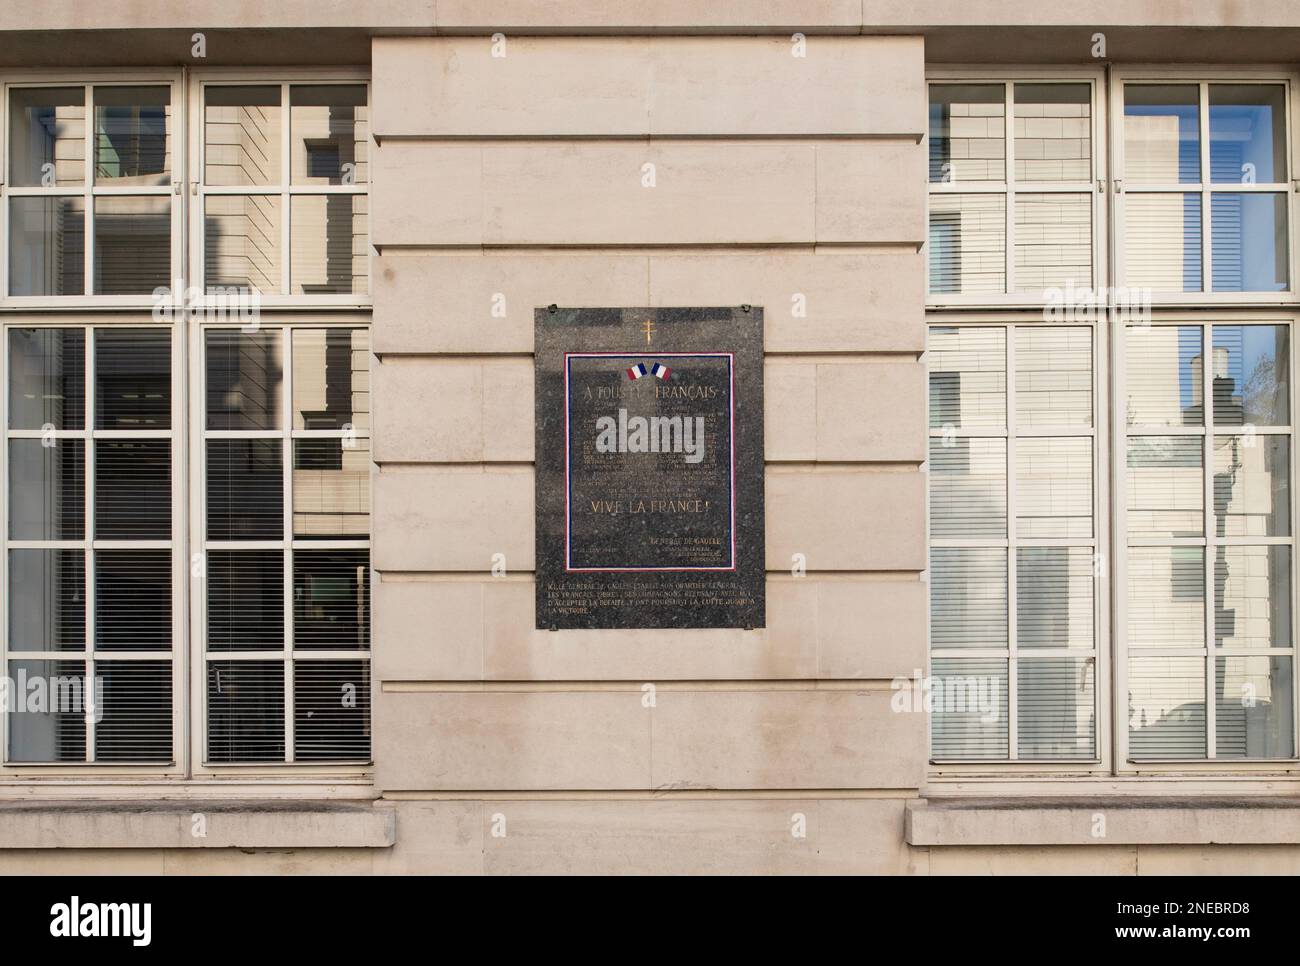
[907,797,1300,847]
[0,800,396,850]
[6,1,1300,34]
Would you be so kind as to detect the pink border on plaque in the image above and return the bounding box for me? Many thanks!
[563,352,736,573]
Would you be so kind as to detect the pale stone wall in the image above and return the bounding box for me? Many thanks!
[367,33,929,873]
[7,1,1300,33]
[3,7,1300,875]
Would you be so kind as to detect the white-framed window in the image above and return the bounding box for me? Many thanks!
[193,322,372,767]
[0,70,371,310]
[2,77,183,305]
[1,319,183,768]
[0,69,373,779]
[1113,72,1298,302]
[1117,319,1297,762]
[927,74,1105,306]
[927,68,1300,776]
[927,320,1105,763]
[191,78,370,305]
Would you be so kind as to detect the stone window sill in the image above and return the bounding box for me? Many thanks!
[906,797,1300,846]
[0,800,395,849]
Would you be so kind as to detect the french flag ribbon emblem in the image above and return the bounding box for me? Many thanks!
[626,363,648,380]
[651,363,672,380]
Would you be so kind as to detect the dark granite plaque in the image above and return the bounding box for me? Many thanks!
[535,307,765,629]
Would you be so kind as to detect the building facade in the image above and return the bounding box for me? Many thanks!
[0,1,1299,874]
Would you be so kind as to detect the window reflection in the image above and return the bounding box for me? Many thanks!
[8,87,85,187]
[8,328,85,430]
[290,195,367,295]
[1013,83,1091,182]
[1213,436,1289,537]
[929,84,1005,183]
[1215,656,1294,758]
[8,197,85,297]
[1129,656,1207,759]
[1211,325,1289,425]
[1209,84,1286,184]
[203,86,280,187]
[292,329,369,430]
[93,196,170,294]
[205,329,283,430]
[1210,194,1288,293]
[94,85,170,186]
[1124,84,1200,183]
[290,84,368,185]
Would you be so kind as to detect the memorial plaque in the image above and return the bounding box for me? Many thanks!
[535,307,765,629]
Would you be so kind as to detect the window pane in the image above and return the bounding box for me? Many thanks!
[928,84,1005,182]
[293,439,370,539]
[94,550,171,651]
[1129,655,1206,759]
[1210,84,1286,184]
[1215,546,1291,649]
[8,196,85,297]
[205,329,283,430]
[293,550,370,649]
[8,87,84,187]
[1124,84,1200,183]
[1125,326,1204,427]
[1015,326,1091,428]
[8,660,87,763]
[1013,83,1091,182]
[1127,436,1204,538]
[95,328,170,430]
[207,661,285,763]
[95,439,170,540]
[8,550,84,651]
[205,330,282,429]
[93,196,170,294]
[94,85,170,186]
[1210,193,1288,292]
[294,660,371,761]
[1213,436,1289,537]
[928,194,1006,295]
[929,437,1007,538]
[1211,325,1289,426]
[204,195,282,294]
[931,657,1008,760]
[930,547,1007,648]
[290,195,368,295]
[1127,546,1205,648]
[1017,547,1094,649]
[1013,192,1091,291]
[1216,655,1293,758]
[8,328,85,430]
[204,86,280,187]
[95,661,172,762]
[207,551,284,649]
[290,84,368,185]
[1018,657,1095,759]
[206,439,283,540]
[8,438,84,540]
[1017,437,1092,539]
[293,328,370,430]
[927,326,1005,431]
[1124,193,1202,292]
